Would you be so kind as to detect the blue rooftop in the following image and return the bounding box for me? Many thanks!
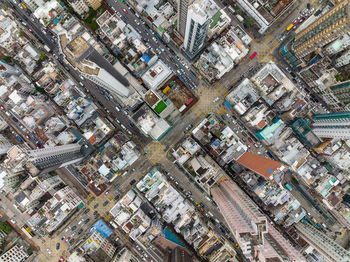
[93,220,112,238]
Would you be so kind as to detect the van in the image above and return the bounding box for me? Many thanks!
[121,124,126,129]
[79,82,84,87]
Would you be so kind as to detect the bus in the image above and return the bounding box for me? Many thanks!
[22,225,35,238]
[286,24,294,31]
[250,52,257,60]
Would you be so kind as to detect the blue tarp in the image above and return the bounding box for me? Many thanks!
[93,220,112,239]
[142,54,150,63]
[114,49,119,54]
[224,100,232,108]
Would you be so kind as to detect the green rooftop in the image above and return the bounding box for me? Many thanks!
[154,100,167,114]
[210,11,222,28]
[256,119,284,140]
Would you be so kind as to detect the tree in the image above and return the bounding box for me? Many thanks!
[244,16,255,27]
[336,74,344,82]
[39,53,46,60]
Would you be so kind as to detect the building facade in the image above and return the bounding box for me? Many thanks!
[293,0,350,58]
[24,143,85,176]
[312,111,350,139]
[0,134,12,155]
[0,244,28,262]
[295,222,350,262]
[177,0,194,37]
[67,0,89,15]
[211,179,305,261]
[183,0,210,59]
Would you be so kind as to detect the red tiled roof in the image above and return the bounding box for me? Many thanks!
[236,152,283,180]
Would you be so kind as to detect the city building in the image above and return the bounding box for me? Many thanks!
[22,0,46,11]
[295,221,350,262]
[60,33,132,98]
[0,244,29,262]
[236,152,286,182]
[183,0,210,59]
[112,247,139,262]
[67,0,89,16]
[0,134,12,155]
[141,59,172,90]
[292,0,350,58]
[311,111,350,139]
[211,178,305,261]
[326,80,350,110]
[177,0,194,37]
[235,0,295,34]
[24,143,86,177]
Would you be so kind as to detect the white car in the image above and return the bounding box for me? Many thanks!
[115,106,120,112]
[213,97,219,103]
[47,249,52,255]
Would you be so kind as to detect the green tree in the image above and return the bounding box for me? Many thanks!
[39,53,46,60]
[336,74,344,82]
[244,16,255,27]
[0,222,11,234]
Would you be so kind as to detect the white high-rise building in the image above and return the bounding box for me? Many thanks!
[312,112,350,139]
[24,143,85,176]
[183,0,210,59]
[295,222,350,262]
[0,134,12,155]
[177,0,194,37]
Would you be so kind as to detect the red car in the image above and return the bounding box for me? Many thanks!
[250,52,257,60]
[27,27,33,32]
[0,105,5,110]
[248,137,253,143]
[59,256,64,262]
[64,237,70,243]
[24,133,31,140]
[105,189,110,195]
[122,8,128,13]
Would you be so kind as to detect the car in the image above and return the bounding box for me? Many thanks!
[59,256,65,262]
[78,229,83,234]
[114,195,120,201]
[250,52,257,60]
[56,243,60,250]
[185,124,193,131]
[248,137,253,143]
[0,105,5,110]
[103,201,109,207]
[130,179,136,185]
[105,190,110,195]
[78,220,83,225]
[24,133,30,140]
[79,82,84,87]
[213,97,219,103]
[10,219,15,224]
[46,248,52,254]
[85,219,90,224]
[94,204,99,209]
[71,226,77,231]
[122,8,128,13]
[79,75,85,80]
[65,227,70,232]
